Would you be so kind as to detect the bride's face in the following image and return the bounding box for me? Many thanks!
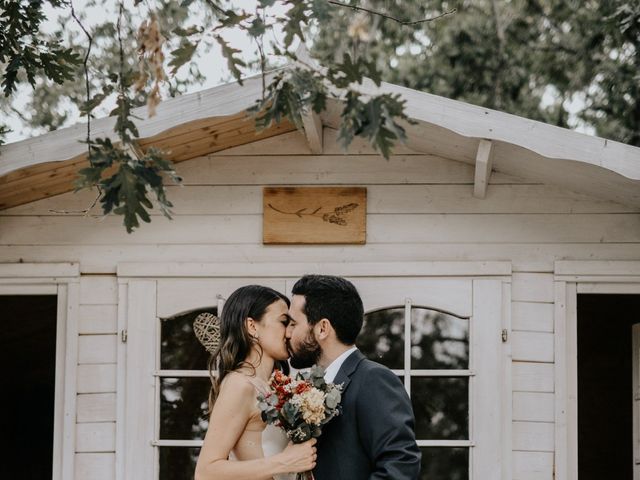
[253,299,290,361]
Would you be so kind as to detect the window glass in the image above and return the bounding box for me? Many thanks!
[420,447,468,480]
[359,305,471,480]
[158,448,200,480]
[411,377,469,440]
[160,377,210,440]
[357,307,404,369]
[411,308,469,369]
[160,309,213,370]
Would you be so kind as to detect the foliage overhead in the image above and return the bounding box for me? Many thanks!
[1,0,639,232]
[1,0,434,232]
[0,0,81,98]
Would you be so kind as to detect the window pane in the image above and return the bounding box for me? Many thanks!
[160,377,210,440]
[411,308,469,369]
[159,447,200,480]
[420,447,468,480]
[357,307,404,369]
[161,308,216,370]
[412,377,469,440]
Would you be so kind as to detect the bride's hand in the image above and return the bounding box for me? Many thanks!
[273,439,317,473]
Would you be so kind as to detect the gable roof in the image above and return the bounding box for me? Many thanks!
[1,72,639,209]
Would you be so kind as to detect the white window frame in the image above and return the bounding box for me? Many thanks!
[554,260,640,480]
[0,263,80,480]
[117,261,512,480]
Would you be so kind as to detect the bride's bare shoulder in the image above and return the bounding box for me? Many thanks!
[218,371,255,398]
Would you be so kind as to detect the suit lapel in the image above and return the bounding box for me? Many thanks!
[332,349,365,394]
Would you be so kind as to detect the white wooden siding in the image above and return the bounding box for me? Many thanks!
[75,276,118,479]
[512,302,554,333]
[78,305,118,334]
[512,363,554,393]
[75,453,115,480]
[513,451,554,480]
[1,243,638,275]
[1,128,639,480]
[76,393,117,423]
[7,184,636,216]
[77,364,117,394]
[511,271,556,479]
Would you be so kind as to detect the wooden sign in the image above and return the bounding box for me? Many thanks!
[263,187,366,244]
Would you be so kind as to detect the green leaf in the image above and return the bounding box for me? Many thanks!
[246,17,267,37]
[75,136,180,233]
[0,124,12,147]
[80,85,115,116]
[172,25,203,37]
[215,36,246,84]
[282,1,308,49]
[215,9,251,30]
[168,39,199,76]
[338,91,412,160]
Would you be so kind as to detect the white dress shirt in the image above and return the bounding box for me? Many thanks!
[323,346,358,383]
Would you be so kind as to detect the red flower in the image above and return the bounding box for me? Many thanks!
[295,382,311,394]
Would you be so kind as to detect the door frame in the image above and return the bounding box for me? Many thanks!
[116,260,513,480]
[0,263,80,480]
[554,260,640,480]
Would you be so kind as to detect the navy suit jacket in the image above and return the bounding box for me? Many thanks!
[313,350,421,480]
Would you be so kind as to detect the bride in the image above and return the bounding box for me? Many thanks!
[195,285,317,480]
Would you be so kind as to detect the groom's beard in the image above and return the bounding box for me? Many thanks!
[288,330,321,369]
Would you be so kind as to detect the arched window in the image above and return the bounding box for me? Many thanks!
[157,307,215,480]
[358,305,470,480]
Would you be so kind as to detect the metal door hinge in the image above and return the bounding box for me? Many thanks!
[501,329,508,343]
[121,329,128,343]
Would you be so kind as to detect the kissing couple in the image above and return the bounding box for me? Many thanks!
[194,275,421,480]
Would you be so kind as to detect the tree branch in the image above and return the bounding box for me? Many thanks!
[70,0,93,153]
[327,1,456,26]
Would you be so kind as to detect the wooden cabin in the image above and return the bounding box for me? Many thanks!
[1,74,639,480]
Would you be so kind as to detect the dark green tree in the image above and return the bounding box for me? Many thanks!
[312,0,640,144]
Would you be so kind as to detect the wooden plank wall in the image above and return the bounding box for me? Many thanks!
[1,128,639,480]
[75,276,118,480]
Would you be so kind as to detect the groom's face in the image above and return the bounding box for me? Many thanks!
[286,294,321,369]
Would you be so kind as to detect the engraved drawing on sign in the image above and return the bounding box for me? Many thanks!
[267,202,360,226]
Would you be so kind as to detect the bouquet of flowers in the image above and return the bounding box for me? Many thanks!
[257,365,343,480]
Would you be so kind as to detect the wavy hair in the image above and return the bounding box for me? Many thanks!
[208,285,290,411]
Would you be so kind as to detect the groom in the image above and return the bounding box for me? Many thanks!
[285,275,421,479]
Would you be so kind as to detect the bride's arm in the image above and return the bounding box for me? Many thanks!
[194,374,315,480]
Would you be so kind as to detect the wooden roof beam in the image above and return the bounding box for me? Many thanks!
[473,139,493,199]
[301,109,323,154]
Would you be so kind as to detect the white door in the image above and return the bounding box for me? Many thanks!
[285,276,504,480]
[121,271,505,480]
[122,276,288,480]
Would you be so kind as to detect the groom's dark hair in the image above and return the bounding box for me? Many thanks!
[292,274,364,345]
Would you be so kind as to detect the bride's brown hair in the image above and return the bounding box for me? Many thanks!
[208,285,290,411]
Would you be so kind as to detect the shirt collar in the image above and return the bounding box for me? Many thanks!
[323,346,358,383]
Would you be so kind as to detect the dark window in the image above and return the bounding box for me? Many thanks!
[0,295,58,479]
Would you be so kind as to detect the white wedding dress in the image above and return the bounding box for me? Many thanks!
[227,375,296,480]
[262,424,296,480]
